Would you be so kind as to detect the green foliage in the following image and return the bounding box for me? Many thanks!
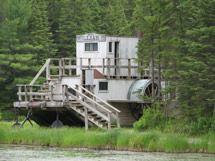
[1,110,16,120]
[133,108,166,131]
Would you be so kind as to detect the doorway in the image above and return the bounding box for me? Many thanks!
[114,42,119,76]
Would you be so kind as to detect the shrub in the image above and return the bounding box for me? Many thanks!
[2,110,16,120]
[133,108,166,131]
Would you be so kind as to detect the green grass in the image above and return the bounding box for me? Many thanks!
[0,121,214,153]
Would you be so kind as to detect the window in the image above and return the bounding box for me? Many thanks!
[85,43,98,51]
[99,82,108,91]
[109,42,112,52]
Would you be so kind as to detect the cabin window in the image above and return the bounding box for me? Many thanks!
[99,82,108,91]
[85,43,98,51]
[109,42,112,52]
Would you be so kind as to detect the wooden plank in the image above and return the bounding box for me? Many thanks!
[18,86,22,101]
[69,60,72,76]
[67,92,109,121]
[24,86,27,101]
[29,86,33,101]
[30,59,50,85]
[116,112,120,128]
[128,59,131,78]
[84,107,88,131]
[108,113,111,129]
[107,58,110,79]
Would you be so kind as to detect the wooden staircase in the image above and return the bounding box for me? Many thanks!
[62,84,120,130]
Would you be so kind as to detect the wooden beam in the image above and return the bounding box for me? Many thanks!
[84,107,88,131]
[128,59,131,78]
[107,58,110,79]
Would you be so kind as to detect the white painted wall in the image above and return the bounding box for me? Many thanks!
[93,79,135,101]
[76,34,140,77]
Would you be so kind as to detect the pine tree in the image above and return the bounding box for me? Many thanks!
[56,0,93,58]
[0,0,35,108]
[28,0,56,64]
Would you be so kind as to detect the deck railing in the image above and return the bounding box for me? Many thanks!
[29,57,157,86]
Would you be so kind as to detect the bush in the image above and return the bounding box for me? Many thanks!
[189,117,215,135]
[133,108,166,131]
[2,110,16,120]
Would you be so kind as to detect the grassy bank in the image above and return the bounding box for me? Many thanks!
[0,121,215,153]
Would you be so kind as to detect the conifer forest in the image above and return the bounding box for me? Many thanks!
[0,0,214,134]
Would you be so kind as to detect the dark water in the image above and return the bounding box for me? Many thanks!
[0,144,215,161]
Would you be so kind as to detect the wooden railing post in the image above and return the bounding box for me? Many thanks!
[65,85,68,101]
[128,59,131,79]
[46,59,50,80]
[50,85,53,101]
[62,59,65,76]
[18,86,22,101]
[84,107,88,131]
[76,84,79,98]
[69,60,72,76]
[24,86,28,101]
[29,86,33,101]
[62,85,65,102]
[107,58,110,79]
[102,58,105,74]
[88,58,91,69]
[59,59,62,76]
[116,112,120,128]
[108,112,111,129]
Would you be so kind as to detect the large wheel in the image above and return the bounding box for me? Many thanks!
[127,79,160,120]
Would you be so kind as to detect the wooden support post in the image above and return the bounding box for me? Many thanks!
[116,112,120,128]
[24,86,27,102]
[128,59,131,79]
[29,86,33,101]
[50,85,53,102]
[102,58,105,74]
[75,84,79,98]
[46,61,50,80]
[116,58,120,79]
[62,59,65,76]
[88,58,91,69]
[62,85,65,102]
[18,86,22,101]
[84,107,88,131]
[69,60,72,76]
[65,85,68,101]
[107,58,110,79]
[59,59,62,76]
[108,113,111,129]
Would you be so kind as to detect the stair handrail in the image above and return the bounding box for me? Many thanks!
[77,84,120,113]
[65,85,112,114]
[30,59,51,85]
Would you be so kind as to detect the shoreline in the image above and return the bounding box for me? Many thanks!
[0,143,213,154]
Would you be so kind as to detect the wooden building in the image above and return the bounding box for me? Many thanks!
[13,33,160,130]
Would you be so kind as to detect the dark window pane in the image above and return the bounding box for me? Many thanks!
[109,42,112,52]
[99,82,108,90]
[85,43,98,51]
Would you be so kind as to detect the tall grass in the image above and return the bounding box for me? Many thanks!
[0,121,214,153]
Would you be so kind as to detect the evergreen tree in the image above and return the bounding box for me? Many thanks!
[28,0,56,64]
[56,0,93,58]
[0,0,35,108]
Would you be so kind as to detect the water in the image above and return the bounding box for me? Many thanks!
[0,144,215,161]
